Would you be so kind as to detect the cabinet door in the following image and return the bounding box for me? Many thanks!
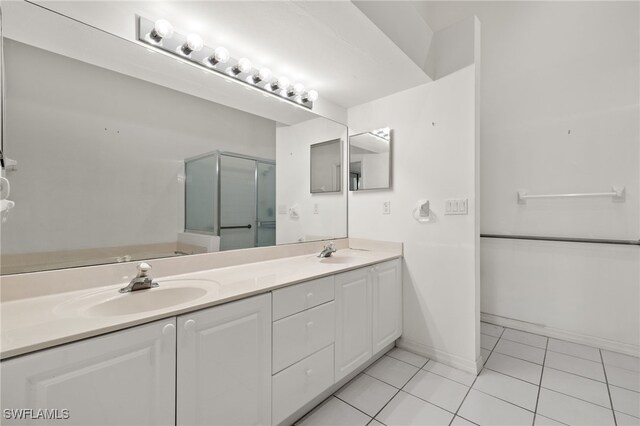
[177,293,271,426]
[334,267,372,382]
[0,319,176,426]
[372,259,403,354]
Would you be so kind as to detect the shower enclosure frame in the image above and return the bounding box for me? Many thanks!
[184,150,276,249]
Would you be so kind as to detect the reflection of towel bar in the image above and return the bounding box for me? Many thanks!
[258,221,276,229]
[220,224,252,230]
[517,187,625,204]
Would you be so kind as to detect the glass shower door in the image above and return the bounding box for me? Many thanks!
[256,162,276,247]
[219,155,256,251]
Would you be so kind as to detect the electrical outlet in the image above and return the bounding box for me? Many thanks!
[313,203,319,214]
[383,201,391,215]
[445,198,468,215]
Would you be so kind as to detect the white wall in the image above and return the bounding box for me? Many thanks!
[348,65,480,372]
[420,1,640,353]
[2,40,275,255]
[276,118,348,244]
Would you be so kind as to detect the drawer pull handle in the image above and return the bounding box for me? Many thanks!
[306,292,314,299]
[306,321,315,328]
[305,369,314,376]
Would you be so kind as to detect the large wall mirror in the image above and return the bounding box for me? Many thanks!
[0,2,347,274]
[349,127,392,191]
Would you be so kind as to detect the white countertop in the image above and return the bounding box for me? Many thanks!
[1,248,401,359]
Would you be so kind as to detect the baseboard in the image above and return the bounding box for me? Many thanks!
[397,337,481,374]
[481,312,640,358]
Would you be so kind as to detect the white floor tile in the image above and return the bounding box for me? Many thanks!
[481,333,499,350]
[547,338,600,362]
[495,338,546,364]
[481,349,491,365]
[386,348,428,368]
[502,328,548,349]
[375,391,454,426]
[541,367,611,408]
[605,364,640,392]
[473,368,539,411]
[458,389,534,426]
[610,385,640,418]
[365,356,419,389]
[403,370,469,413]
[423,360,476,387]
[545,350,605,382]
[451,416,477,425]
[481,322,504,338]
[367,420,385,426]
[536,388,615,426]
[297,397,371,426]
[336,374,398,417]
[615,411,640,426]
[534,414,566,425]
[485,352,543,385]
[602,350,640,373]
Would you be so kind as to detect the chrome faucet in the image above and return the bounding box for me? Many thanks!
[119,262,159,293]
[318,242,337,258]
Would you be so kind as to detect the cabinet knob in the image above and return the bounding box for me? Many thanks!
[306,321,315,328]
[184,319,196,332]
[306,292,314,299]
[305,369,314,377]
[162,323,176,336]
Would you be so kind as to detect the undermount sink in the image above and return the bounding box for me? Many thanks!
[56,279,217,318]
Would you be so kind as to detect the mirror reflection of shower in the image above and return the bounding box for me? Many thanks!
[185,151,276,251]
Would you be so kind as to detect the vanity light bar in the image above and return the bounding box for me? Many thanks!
[137,16,318,110]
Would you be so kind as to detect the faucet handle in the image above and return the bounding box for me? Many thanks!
[137,262,151,277]
[326,241,335,249]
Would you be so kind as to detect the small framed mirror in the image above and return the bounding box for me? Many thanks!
[349,127,392,191]
[310,139,342,193]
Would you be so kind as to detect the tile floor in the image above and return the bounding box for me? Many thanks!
[295,322,640,426]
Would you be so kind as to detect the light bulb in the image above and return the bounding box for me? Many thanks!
[205,46,230,67]
[252,67,272,83]
[303,89,318,102]
[270,77,290,91]
[148,19,174,44]
[288,83,304,97]
[232,58,252,75]
[179,34,203,56]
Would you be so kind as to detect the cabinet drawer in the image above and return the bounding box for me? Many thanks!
[272,344,334,425]
[273,301,335,373]
[272,276,334,320]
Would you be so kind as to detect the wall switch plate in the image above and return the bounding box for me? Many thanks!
[278,204,287,215]
[383,201,391,215]
[313,203,319,214]
[445,198,468,215]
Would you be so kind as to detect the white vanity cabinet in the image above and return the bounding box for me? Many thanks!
[335,258,402,381]
[177,293,272,426]
[0,318,176,426]
[372,259,403,353]
[271,276,335,425]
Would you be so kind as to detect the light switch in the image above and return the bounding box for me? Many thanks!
[383,201,391,215]
[313,203,319,214]
[445,198,468,215]
[278,204,287,215]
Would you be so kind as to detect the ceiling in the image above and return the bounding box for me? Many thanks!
[28,1,433,110]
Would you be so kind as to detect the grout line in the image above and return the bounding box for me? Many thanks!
[368,356,427,423]
[545,347,602,363]
[332,394,374,421]
[601,348,618,426]
[532,336,548,425]
[542,364,606,384]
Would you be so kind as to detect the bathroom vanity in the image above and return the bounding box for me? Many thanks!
[0,245,402,426]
